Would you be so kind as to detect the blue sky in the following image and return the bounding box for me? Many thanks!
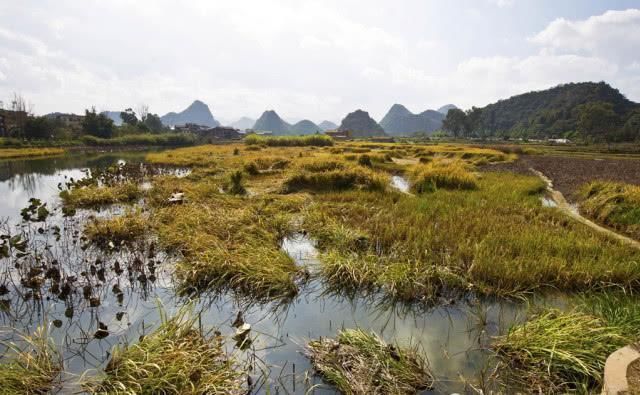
[1,0,639,124]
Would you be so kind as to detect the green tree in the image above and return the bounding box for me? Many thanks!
[83,107,114,138]
[621,110,640,141]
[575,101,620,142]
[120,108,138,126]
[464,106,482,137]
[442,108,467,138]
[143,113,164,133]
[24,116,53,139]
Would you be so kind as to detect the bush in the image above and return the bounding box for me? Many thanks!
[81,133,196,147]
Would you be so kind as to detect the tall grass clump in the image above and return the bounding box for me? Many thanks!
[153,197,302,300]
[307,328,432,394]
[84,209,148,248]
[0,326,62,395]
[493,309,630,392]
[578,181,640,239]
[411,160,478,193]
[0,147,65,159]
[283,167,388,193]
[245,134,333,147]
[224,170,246,195]
[60,182,142,208]
[86,307,244,394]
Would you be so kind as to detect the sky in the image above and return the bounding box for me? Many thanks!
[1,0,640,124]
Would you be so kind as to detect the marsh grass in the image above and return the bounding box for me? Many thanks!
[578,181,640,239]
[493,309,630,392]
[307,328,432,394]
[60,182,142,208]
[244,134,333,146]
[84,209,148,248]
[283,166,388,193]
[0,326,62,395]
[86,306,244,394]
[411,159,478,192]
[0,147,65,159]
[304,172,640,302]
[146,145,220,167]
[153,195,303,299]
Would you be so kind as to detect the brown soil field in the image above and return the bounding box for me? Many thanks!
[483,155,640,200]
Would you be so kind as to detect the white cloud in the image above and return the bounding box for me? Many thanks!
[530,9,640,64]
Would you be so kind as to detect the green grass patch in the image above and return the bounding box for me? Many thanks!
[81,133,196,147]
[411,159,478,192]
[152,195,303,300]
[493,309,628,392]
[84,209,148,248]
[304,172,640,301]
[0,147,65,159]
[578,181,640,239]
[283,167,388,193]
[0,327,62,395]
[307,328,432,394]
[60,182,142,208]
[86,307,244,394]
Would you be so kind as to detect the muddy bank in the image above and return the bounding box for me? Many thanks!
[483,155,640,200]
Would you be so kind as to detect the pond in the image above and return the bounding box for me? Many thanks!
[0,150,562,394]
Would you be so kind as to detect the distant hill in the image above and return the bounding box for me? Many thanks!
[318,120,338,131]
[476,82,639,138]
[253,110,291,134]
[437,104,458,115]
[161,100,220,127]
[100,111,123,126]
[379,104,445,136]
[338,110,386,138]
[230,117,255,130]
[290,119,321,135]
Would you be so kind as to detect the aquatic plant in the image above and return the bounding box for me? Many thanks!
[60,182,142,208]
[86,307,244,394]
[153,197,301,299]
[307,328,432,394]
[0,326,62,395]
[84,209,148,248]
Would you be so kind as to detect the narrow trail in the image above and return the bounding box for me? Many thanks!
[531,168,640,250]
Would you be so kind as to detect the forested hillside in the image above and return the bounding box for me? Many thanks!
[443,82,640,141]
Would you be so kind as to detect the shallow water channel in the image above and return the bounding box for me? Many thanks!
[0,151,566,394]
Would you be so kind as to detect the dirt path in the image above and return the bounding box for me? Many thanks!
[531,168,640,250]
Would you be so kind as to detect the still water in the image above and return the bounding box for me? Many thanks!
[0,151,559,394]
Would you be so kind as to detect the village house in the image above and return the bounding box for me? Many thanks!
[197,126,244,141]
